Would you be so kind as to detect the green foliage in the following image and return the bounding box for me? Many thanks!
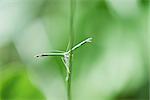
[0,0,149,100]
[0,63,45,100]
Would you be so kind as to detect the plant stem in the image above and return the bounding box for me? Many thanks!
[67,0,75,99]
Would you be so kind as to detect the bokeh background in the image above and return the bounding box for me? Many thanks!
[0,0,149,100]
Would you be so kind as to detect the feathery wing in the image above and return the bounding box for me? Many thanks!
[68,37,92,53]
[35,51,65,58]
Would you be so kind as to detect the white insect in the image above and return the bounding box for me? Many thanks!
[35,37,92,81]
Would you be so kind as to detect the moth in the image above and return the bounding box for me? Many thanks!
[35,37,92,80]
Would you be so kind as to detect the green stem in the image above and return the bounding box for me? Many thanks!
[67,0,75,99]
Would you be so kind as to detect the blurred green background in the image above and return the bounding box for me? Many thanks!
[0,0,149,100]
